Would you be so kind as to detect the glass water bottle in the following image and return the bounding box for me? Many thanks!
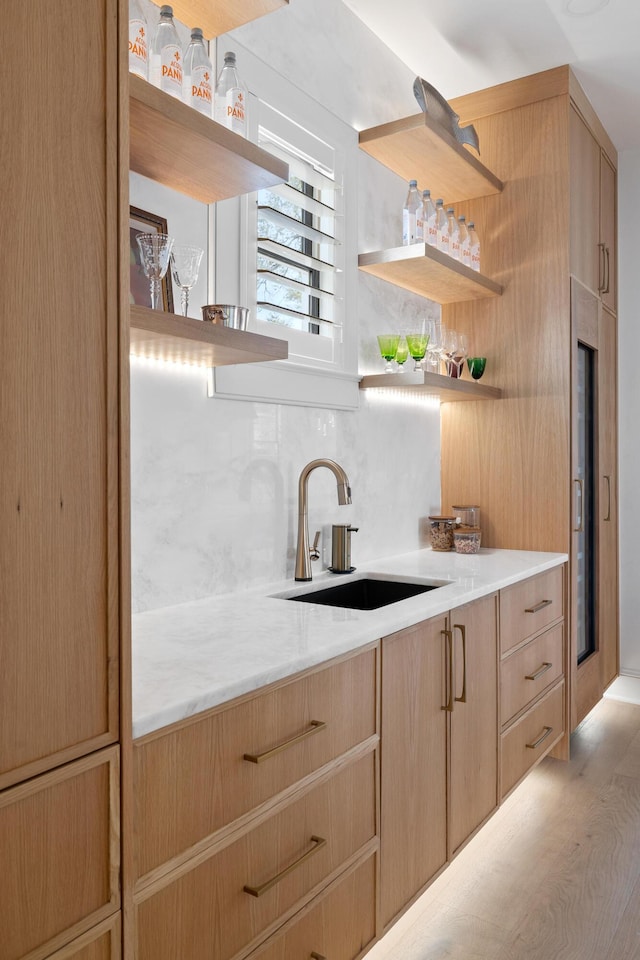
[129,0,148,79]
[183,27,213,117]
[214,51,248,136]
[150,5,183,100]
[402,180,422,245]
[423,190,437,247]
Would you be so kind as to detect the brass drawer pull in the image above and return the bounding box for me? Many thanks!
[604,474,611,522]
[441,628,453,713]
[525,661,552,681]
[454,624,467,704]
[524,598,552,614]
[310,954,327,960]
[243,835,327,897]
[243,720,326,763]
[526,725,553,750]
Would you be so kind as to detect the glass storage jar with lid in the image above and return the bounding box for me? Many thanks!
[452,504,480,529]
[453,526,482,554]
[427,515,457,551]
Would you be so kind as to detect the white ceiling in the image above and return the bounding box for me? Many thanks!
[341,0,640,151]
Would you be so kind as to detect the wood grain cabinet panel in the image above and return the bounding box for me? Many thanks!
[501,622,565,726]
[0,747,120,960]
[135,752,376,960]
[45,916,121,960]
[448,595,498,856]
[500,567,564,655]
[1,0,120,790]
[134,647,377,879]
[501,682,565,797]
[251,856,377,960]
[380,616,448,928]
[569,105,601,295]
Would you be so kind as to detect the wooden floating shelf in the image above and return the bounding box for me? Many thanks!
[164,0,288,40]
[359,370,502,402]
[358,244,502,304]
[359,111,503,204]
[130,305,288,367]
[129,75,288,204]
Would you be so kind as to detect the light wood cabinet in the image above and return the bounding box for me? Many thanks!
[250,856,376,960]
[1,0,120,792]
[133,647,377,881]
[0,747,120,960]
[45,916,121,960]
[440,68,618,732]
[380,595,498,926]
[499,567,567,793]
[136,752,377,960]
[380,616,448,927]
[448,594,498,856]
[570,104,617,312]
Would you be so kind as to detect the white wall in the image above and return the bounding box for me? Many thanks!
[130,0,442,613]
[618,150,640,677]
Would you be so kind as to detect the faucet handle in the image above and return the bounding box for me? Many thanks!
[310,530,321,561]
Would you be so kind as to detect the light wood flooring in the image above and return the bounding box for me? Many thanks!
[368,697,640,960]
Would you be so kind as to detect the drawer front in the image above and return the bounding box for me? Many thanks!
[134,647,377,878]
[0,747,120,960]
[500,566,564,655]
[253,856,376,960]
[501,682,564,797]
[501,622,564,725]
[47,915,121,960]
[136,752,376,960]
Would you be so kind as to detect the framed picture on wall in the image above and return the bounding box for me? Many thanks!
[129,206,175,313]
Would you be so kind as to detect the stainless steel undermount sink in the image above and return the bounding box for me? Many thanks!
[276,576,449,611]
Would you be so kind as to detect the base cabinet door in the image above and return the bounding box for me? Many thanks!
[45,916,121,960]
[251,856,376,960]
[0,747,120,960]
[448,594,498,855]
[380,616,447,927]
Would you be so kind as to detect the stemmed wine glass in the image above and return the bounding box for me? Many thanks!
[394,337,409,372]
[443,329,468,378]
[377,334,400,373]
[425,319,443,372]
[406,330,429,372]
[136,233,174,311]
[170,244,204,317]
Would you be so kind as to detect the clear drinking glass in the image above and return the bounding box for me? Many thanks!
[170,244,204,317]
[443,329,468,378]
[135,233,174,311]
[425,319,443,372]
[377,334,401,373]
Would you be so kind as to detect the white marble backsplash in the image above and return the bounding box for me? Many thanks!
[130,0,444,613]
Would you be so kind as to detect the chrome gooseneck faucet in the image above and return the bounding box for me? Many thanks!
[295,459,352,581]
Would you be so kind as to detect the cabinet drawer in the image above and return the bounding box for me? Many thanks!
[136,752,376,960]
[500,567,564,654]
[501,682,564,797]
[0,747,120,960]
[501,622,564,725]
[252,856,376,960]
[134,646,377,879]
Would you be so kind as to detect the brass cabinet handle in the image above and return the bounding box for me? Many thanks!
[243,835,326,897]
[310,954,327,960]
[453,624,467,704]
[525,661,552,681]
[243,720,326,764]
[604,245,610,295]
[604,474,611,522]
[524,599,552,614]
[526,725,553,750]
[574,478,583,532]
[598,241,606,292]
[441,628,453,712]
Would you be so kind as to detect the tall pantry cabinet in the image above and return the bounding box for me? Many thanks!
[1,0,124,958]
[440,67,618,735]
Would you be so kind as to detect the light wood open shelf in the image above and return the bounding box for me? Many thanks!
[129,75,288,204]
[359,112,503,203]
[130,305,288,367]
[358,244,502,304]
[359,370,502,402]
[165,0,288,40]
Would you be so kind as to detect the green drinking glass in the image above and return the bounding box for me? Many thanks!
[377,334,401,373]
[394,337,409,371]
[405,333,429,372]
[467,357,487,380]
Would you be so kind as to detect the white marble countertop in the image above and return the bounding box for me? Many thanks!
[132,546,567,739]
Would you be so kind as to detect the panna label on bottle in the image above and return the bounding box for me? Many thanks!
[190,66,212,116]
[161,46,183,98]
[129,19,147,78]
[216,88,246,134]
